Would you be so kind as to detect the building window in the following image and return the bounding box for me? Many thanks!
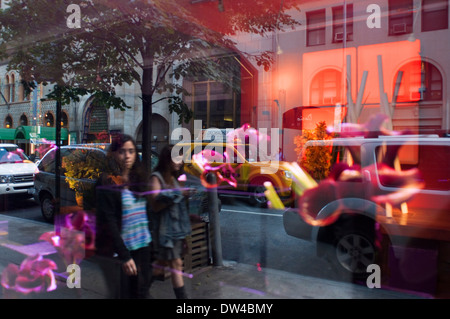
[310,69,342,106]
[61,111,68,128]
[395,61,442,102]
[19,114,28,126]
[5,115,12,129]
[422,0,448,32]
[190,80,237,130]
[10,73,15,103]
[306,9,326,46]
[421,62,443,101]
[4,75,10,103]
[45,112,54,127]
[184,54,245,133]
[388,0,414,35]
[83,102,109,143]
[332,4,353,43]
[18,80,24,102]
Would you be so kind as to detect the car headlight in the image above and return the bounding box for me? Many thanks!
[283,170,293,179]
[0,175,13,183]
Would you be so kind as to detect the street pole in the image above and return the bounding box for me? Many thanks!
[207,173,223,266]
[55,98,61,233]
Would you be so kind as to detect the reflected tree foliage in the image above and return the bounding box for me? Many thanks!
[0,0,300,168]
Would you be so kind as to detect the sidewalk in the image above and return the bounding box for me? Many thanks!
[0,214,425,299]
[150,261,425,299]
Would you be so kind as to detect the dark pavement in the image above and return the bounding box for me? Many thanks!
[0,214,426,300]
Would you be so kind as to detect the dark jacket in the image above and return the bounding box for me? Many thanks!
[95,176,152,262]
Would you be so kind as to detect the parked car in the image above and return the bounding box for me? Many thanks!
[0,143,38,199]
[283,135,450,279]
[177,141,294,207]
[32,144,108,222]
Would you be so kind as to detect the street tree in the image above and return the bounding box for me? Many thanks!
[0,0,300,168]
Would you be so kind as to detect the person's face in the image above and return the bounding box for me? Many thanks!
[117,141,136,170]
[171,155,183,173]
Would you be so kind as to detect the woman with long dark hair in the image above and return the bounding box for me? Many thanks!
[149,144,192,299]
[95,134,153,299]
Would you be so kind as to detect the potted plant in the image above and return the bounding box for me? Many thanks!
[294,121,336,181]
[62,149,104,208]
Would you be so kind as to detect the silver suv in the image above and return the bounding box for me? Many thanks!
[283,135,450,282]
[0,143,37,197]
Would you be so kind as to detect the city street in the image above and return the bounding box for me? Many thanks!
[0,195,338,283]
[0,195,428,299]
[219,198,337,282]
[0,196,46,222]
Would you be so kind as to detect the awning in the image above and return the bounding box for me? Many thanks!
[0,128,16,141]
[14,126,68,142]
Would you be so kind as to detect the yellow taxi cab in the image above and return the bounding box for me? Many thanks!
[175,141,293,207]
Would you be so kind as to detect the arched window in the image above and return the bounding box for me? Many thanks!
[395,61,442,102]
[4,75,10,103]
[88,105,108,132]
[394,60,444,133]
[83,101,109,143]
[19,114,28,126]
[44,112,54,127]
[310,69,342,106]
[10,73,15,103]
[5,115,12,129]
[61,111,69,128]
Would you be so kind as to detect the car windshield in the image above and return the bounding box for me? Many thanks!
[0,147,29,164]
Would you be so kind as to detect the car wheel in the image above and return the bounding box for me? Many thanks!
[335,232,376,275]
[325,222,377,282]
[41,193,55,223]
[249,184,269,207]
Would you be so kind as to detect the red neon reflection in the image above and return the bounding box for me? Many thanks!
[302,40,421,108]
